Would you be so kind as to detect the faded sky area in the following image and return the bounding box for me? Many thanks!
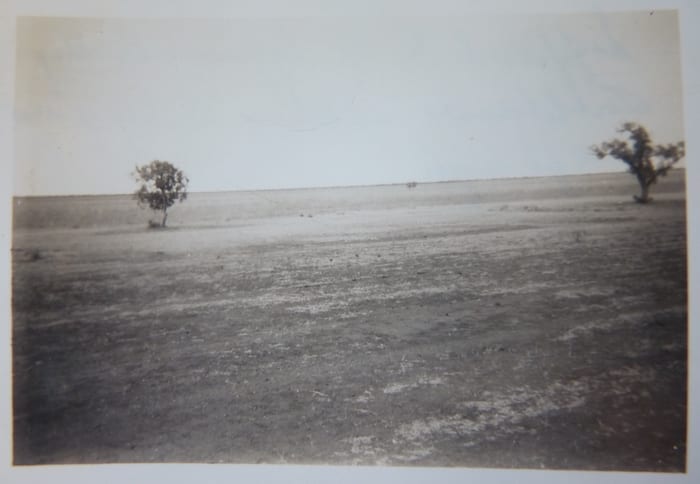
[14,11,684,195]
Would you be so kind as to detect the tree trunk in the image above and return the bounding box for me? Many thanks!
[634,182,651,204]
[161,188,168,227]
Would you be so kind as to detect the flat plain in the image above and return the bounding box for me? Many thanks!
[11,171,687,470]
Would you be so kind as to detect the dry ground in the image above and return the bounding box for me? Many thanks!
[12,173,687,470]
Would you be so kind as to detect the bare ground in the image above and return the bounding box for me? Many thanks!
[11,180,687,470]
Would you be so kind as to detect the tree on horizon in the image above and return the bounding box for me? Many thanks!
[590,122,685,203]
[132,160,189,227]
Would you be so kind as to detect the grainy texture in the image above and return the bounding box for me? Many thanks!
[12,172,687,470]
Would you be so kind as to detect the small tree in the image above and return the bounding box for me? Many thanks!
[590,122,685,203]
[132,160,189,227]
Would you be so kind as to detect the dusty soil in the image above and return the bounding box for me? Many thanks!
[11,173,687,470]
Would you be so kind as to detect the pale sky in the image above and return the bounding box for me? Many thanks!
[14,11,684,195]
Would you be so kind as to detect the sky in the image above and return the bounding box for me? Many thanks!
[14,10,685,195]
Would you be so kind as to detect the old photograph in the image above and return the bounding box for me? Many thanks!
[11,10,687,472]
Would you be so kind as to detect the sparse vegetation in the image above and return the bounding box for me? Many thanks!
[132,160,189,227]
[13,173,687,469]
[148,219,166,230]
[591,123,685,203]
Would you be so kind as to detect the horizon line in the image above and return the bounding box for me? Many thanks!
[12,168,684,199]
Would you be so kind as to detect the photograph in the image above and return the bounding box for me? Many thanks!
[7,4,691,478]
